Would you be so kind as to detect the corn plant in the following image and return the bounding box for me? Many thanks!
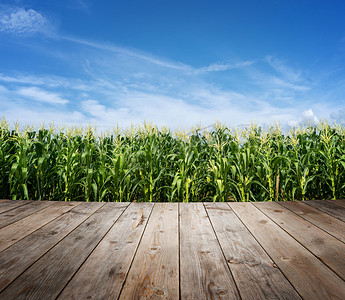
[1,118,344,202]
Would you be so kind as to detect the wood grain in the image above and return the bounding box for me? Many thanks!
[0,200,343,299]
[0,201,79,253]
[230,202,345,300]
[326,199,345,208]
[180,202,240,299]
[255,201,345,280]
[205,202,300,300]
[119,203,179,300]
[0,200,30,214]
[60,203,153,300]
[0,202,104,292]
[305,200,345,222]
[0,202,128,300]
[279,201,345,243]
[0,201,53,229]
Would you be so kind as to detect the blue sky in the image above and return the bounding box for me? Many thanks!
[1,0,345,130]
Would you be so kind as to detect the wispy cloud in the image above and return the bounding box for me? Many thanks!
[0,73,93,92]
[0,7,51,36]
[62,35,192,71]
[265,56,303,82]
[242,58,313,104]
[270,77,310,92]
[73,0,91,11]
[16,87,68,105]
[0,73,60,86]
[3,107,86,127]
[1,16,344,130]
[195,61,255,74]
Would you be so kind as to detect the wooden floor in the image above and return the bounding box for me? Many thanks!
[0,200,344,299]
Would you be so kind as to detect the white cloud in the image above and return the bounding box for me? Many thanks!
[195,61,254,74]
[0,26,342,131]
[16,87,68,105]
[266,56,302,82]
[62,36,192,71]
[303,109,318,121]
[0,8,50,36]
[271,77,310,92]
[244,60,312,104]
[4,108,86,128]
[0,79,331,131]
[73,0,90,10]
[0,73,58,86]
[0,73,91,91]
[0,54,323,130]
[77,90,305,131]
[288,109,319,127]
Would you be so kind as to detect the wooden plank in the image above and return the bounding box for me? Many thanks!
[0,201,79,253]
[326,199,345,209]
[229,202,345,300]
[180,202,240,299]
[0,202,104,292]
[0,201,54,229]
[0,202,128,300]
[0,200,31,214]
[305,200,345,222]
[59,203,153,300]
[254,202,345,280]
[119,203,179,300]
[280,201,345,243]
[205,202,301,300]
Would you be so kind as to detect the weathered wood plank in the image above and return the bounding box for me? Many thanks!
[0,200,31,214]
[59,203,154,300]
[180,202,240,299]
[119,203,179,300]
[326,199,345,208]
[0,201,54,229]
[0,200,343,299]
[279,201,345,243]
[205,202,301,300]
[229,202,345,300]
[0,202,128,300]
[254,202,345,280]
[305,200,345,222]
[0,201,79,253]
[0,202,104,292]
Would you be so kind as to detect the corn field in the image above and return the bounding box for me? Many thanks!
[1,118,344,202]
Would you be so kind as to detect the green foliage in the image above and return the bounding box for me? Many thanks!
[0,118,344,202]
